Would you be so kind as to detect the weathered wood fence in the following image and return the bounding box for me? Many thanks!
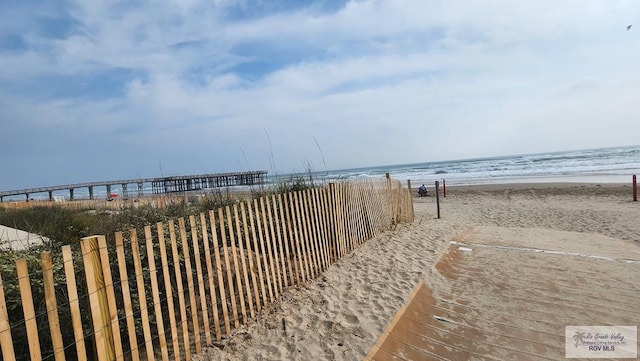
[0,178,413,361]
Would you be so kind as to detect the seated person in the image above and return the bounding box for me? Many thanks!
[418,184,428,196]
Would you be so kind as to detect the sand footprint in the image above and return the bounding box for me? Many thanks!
[342,313,360,326]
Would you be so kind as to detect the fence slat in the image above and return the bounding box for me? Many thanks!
[319,187,332,267]
[41,252,65,361]
[366,182,375,238]
[260,197,278,300]
[331,184,341,258]
[226,206,248,325]
[373,181,383,235]
[304,189,323,277]
[114,232,140,361]
[363,182,374,239]
[233,204,254,321]
[288,192,306,284]
[354,182,366,246]
[277,194,295,288]
[341,184,349,255]
[357,183,366,244]
[188,215,211,346]
[178,217,202,353]
[310,189,325,273]
[296,191,315,280]
[144,226,170,361]
[129,230,156,361]
[346,184,355,248]
[327,183,340,262]
[264,197,282,297]
[345,184,354,253]
[209,210,231,336]
[245,201,266,313]
[302,189,322,277]
[353,184,364,246]
[298,191,315,280]
[362,181,373,239]
[360,181,370,240]
[320,187,331,270]
[95,235,124,361]
[199,213,222,341]
[284,193,301,286]
[16,259,42,361]
[240,202,260,315]
[304,190,321,277]
[81,236,117,361]
[218,208,240,329]
[311,188,325,271]
[255,199,275,303]
[0,269,16,360]
[332,184,344,260]
[271,194,288,291]
[156,222,182,360]
[168,220,191,360]
[343,184,352,253]
[332,184,341,262]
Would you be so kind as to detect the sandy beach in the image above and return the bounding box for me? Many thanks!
[196,182,639,361]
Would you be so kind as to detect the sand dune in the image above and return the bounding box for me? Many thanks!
[0,224,49,251]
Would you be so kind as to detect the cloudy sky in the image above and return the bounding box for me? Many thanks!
[1,0,639,190]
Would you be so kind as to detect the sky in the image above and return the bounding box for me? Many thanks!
[1,0,639,190]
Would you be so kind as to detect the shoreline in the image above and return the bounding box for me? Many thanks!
[409,174,635,187]
[444,181,631,192]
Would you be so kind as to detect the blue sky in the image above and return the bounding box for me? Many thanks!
[1,0,639,189]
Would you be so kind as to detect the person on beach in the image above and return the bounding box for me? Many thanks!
[418,184,428,196]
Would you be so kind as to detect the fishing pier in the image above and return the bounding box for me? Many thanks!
[0,171,267,202]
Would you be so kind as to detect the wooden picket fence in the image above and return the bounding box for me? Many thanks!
[0,178,413,361]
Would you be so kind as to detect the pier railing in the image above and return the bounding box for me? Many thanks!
[0,178,413,361]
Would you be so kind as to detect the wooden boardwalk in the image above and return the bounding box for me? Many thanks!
[365,226,640,361]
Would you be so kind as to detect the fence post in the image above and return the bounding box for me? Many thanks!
[81,236,116,361]
[443,179,446,198]
[406,179,415,222]
[633,175,637,202]
[385,173,395,224]
[328,183,337,260]
[435,181,441,219]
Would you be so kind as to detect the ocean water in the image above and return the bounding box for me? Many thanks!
[4,145,639,201]
[310,145,640,186]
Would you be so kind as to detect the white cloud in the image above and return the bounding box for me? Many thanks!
[1,0,639,188]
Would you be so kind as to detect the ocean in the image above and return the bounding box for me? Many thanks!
[3,145,639,201]
[311,145,640,186]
